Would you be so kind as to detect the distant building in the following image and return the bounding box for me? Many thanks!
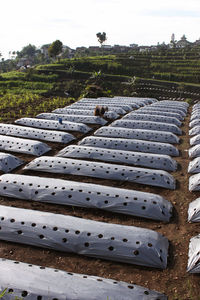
[102,45,112,49]
[41,44,74,59]
[61,45,75,58]
[176,35,191,48]
[139,46,150,53]
[40,44,51,57]
[88,46,100,52]
[149,46,159,51]
[193,39,200,46]
[17,57,33,68]
[76,46,87,51]
[113,45,129,52]
[129,43,138,48]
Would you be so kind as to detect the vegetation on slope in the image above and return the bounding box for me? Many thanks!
[1,47,200,106]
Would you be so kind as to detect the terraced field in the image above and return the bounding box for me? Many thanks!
[0,96,199,299]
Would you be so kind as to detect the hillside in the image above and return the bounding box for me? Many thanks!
[1,49,200,106]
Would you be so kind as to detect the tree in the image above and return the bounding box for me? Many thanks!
[48,40,63,60]
[18,44,37,58]
[96,32,107,47]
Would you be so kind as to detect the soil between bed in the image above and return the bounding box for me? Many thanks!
[0,106,198,300]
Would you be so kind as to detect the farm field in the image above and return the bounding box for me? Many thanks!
[3,52,200,104]
[0,96,199,299]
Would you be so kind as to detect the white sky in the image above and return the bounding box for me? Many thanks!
[1,0,200,58]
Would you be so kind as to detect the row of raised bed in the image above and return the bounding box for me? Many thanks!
[0,96,188,299]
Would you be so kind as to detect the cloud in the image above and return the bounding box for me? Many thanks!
[1,0,200,58]
[141,9,200,18]
[49,18,73,23]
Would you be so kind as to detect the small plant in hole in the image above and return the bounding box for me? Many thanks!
[0,288,23,299]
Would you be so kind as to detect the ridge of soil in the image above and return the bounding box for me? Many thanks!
[0,105,199,300]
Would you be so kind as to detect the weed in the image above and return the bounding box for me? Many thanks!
[0,288,22,299]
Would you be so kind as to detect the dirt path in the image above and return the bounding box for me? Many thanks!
[0,105,199,299]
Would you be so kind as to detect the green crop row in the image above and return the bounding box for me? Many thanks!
[0,80,54,96]
[0,92,75,123]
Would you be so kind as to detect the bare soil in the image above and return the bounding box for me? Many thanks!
[0,106,199,300]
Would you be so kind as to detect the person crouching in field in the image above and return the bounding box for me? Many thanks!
[94,105,108,117]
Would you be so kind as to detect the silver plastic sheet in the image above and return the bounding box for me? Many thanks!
[189,119,200,128]
[105,96,157,104]
[151,102,188,109]
[74,101,135,111]
[147,100,187,105]
[193,103,200,109]
[52,108,119,119]
[133,109,183,121]
[36,113,107,125]
[94,127,180,144]
[69,103,132,112]
[68,102,128,108]
[0,174,173,221]
[189,173,200,191]
[80,96,155,104]
[110,96,151,102]
[79,136,179,156]
[191,107,200,112]
[0,123,75,144]
[190,113,200,122]
[189,126,200,136]
[123,113,182,127]
[137,107,184,118]
[191,114,200,121]
[192,109,200,115]
[108,101,146,107]
[0,205,169,268]
[150,105,187,114]
[158,100,188,107]
[189,145,200,158]
[191,113,200,118]
[192,107,200,112]
[147,101,187,110]
[188,198,200,222]
[189,115,200,122]
[0,258,168,300]
[0,153,23,173]
[78,97,145,107]
[81,102,133,110]
[15,118,91,133]
[65,105,126,115]
[192,113,200,119]
[111,120,182,135]
[0,135,51,156]
[190,134,200,146]
[148,105,186,116]
[93,101,142,108]
[188,157,200,173]
[78,102,140,109]
[192,108,200,113]
[187,235,200,273]
[24,157,176,189]
[57,145,177,172]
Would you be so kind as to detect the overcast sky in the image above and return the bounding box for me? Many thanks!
[1,0,200,58]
